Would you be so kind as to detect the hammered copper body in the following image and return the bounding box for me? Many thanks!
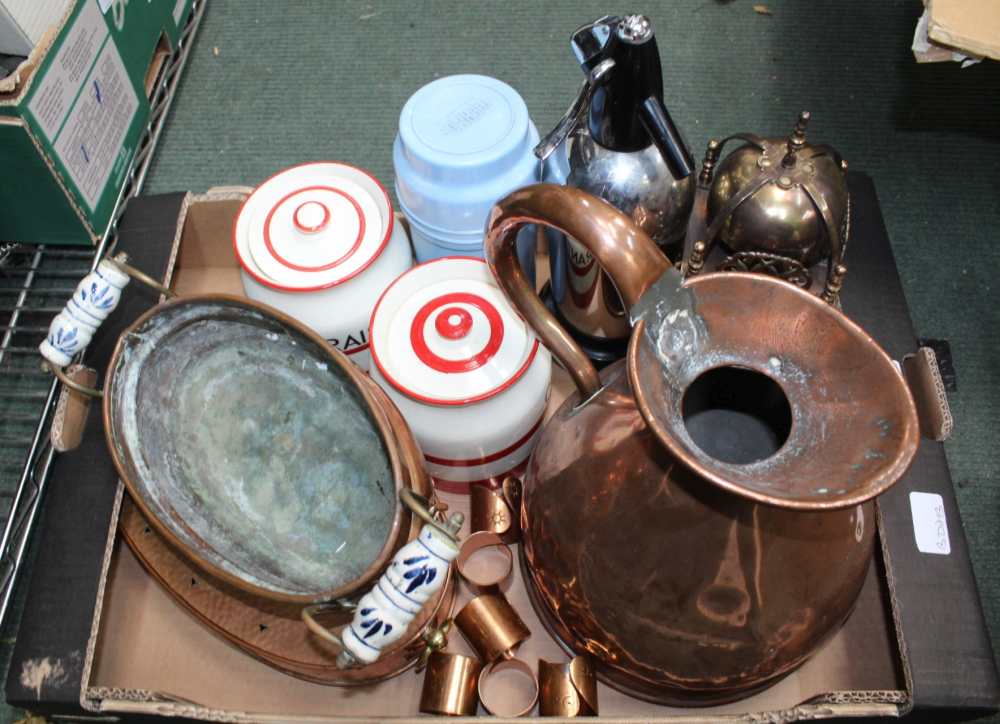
[484,184,919,704]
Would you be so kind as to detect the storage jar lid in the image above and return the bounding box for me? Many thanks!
[369,257,539,406]
[233,162,394,292]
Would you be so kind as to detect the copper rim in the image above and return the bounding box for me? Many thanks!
[627,272,920,510]
[102,293,410,604]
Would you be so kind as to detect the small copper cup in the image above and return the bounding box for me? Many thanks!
[539,656,599,716]
[420,651,482,716]
[470,477,522,543]
[455,592,531,663]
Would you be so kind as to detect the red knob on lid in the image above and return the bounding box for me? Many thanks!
[233,162,395,292]
[292,200,331,234]
[435,307,474,340]
[369,258,540,406]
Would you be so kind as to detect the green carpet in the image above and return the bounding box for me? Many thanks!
[14,0,1000,720]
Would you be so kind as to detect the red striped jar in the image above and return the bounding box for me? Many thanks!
[369,257,551,494]
[233,162,413,369]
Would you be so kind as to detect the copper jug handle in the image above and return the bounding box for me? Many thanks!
[484,183,670,397]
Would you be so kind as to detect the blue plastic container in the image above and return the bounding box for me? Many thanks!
[393,74,541,262]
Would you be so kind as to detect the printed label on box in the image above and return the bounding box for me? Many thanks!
[909,491,951,555]
[27,0,138,212]
[28,1,107,140]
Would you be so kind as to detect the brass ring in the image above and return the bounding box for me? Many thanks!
[109,254,176,298]
[46,361,103,398]
[301,603,345,649]
[456,531,513,588]
[478,657,538,717]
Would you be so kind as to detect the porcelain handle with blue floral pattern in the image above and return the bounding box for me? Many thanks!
[337,518,460,667]
[39,257,131,368]
[324,491,463,669]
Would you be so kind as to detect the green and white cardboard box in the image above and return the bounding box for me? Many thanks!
[0,0,193,246]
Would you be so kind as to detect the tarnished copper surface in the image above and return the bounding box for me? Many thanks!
[120,496,456,686]
[629,274,920,510]
[419,652,481,716]
[104,295,413,605]
[521,362,878,704]
[539,656,599,716]
[455,593,531,663]
[484,182,920,704]
[117,362,453,686]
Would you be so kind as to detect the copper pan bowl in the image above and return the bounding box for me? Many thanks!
[103,295,422,605]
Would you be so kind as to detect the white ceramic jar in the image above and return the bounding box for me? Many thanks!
[233,162,412,369]
[369,257,551,494]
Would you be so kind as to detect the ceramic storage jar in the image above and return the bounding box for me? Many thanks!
[368,257,551,494]
[234,162,412,368]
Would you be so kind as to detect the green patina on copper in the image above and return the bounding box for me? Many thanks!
[109,299,395,597]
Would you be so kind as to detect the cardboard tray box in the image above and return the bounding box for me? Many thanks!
[0,0,195,246]
[7,176,1000,721]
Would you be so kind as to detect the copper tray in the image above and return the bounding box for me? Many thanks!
[119,496,455,686]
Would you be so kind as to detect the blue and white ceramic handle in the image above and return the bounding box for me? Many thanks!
[39,256,131,369]
[38,253,173,396]
[304,490,464,669]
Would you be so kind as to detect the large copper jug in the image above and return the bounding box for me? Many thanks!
[484,184,919,705]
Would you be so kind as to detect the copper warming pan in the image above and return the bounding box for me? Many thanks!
[93,292,450,683]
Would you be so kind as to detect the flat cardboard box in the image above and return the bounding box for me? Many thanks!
[78,190,906,721]
[0,0,196,246]
[8,177,999,720]
[928,0,1000,61]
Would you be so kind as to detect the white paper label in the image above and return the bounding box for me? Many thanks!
[27,0,138,212]
[909,492,951,555]
[28,1,107,140]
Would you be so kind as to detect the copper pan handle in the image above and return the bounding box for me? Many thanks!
[38,252,176,398]
[484,183,670,398]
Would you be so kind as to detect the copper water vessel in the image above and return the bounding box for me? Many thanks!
[484,184,919,705]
